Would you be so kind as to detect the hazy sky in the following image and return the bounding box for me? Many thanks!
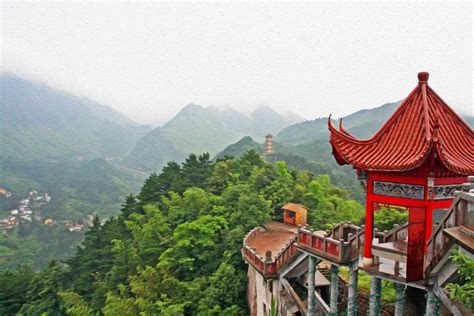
[2,2,472,125]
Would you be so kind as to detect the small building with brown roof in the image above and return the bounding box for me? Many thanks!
[282,202,308,226]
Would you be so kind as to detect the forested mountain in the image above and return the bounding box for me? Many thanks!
[0,75,150,271]
[123,104,304,171]
[1,158,144,220]
[0,74,150,218]
[216,136,364,201]
[276,101,473,145]
[275,101,401,145]
[0,152,365,315]
[214,136,262,159]
[0,158,146,271]
[0,74,150,161]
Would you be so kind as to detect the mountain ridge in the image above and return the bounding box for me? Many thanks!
[0,74,151,161]
[124,103,304,171]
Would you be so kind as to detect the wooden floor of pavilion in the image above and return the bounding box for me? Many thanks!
[246,221,298,260]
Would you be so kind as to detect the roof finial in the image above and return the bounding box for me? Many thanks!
[418,72,429,83]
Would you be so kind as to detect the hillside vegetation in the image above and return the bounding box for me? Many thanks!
[0,151,365,315]
[0,75,150,218]
[1,158,145,220]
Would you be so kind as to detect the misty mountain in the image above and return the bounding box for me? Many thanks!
[0,74,151,162]
[275,101,401,145]
[214,136,263,160]
[276,100,473,146]
[124,104,304,171]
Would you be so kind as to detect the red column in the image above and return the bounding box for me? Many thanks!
[363,195,374,266]
[406,207,426,281]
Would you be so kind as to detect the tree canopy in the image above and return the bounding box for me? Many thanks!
[1,150,365,315]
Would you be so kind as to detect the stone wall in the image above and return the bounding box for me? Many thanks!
[247,265,257,316]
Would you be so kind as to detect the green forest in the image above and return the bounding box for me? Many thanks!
[0,221,84,271]
[0,158,145,220]
[0,151,368,315]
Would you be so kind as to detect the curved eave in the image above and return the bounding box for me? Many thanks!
[331,130,472,174]
[329,127,433,172]
[436,143,474,175]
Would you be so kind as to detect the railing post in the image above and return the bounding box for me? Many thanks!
[329,264,339,316]
[355,228,360,250]
[307,256,317,316]
[348,233,354,260]
[339,239,344,261]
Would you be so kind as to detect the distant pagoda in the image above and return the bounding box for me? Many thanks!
[264,134,274,155]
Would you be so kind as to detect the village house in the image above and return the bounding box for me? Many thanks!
[44,218,55,226]
[0,216,17,230]
[0,188,12,198]
[67,224,84,232]
[19,215,32,222]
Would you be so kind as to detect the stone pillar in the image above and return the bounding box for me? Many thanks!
[307,256,317,316]
[347,259,359,316]
[369,276,382,316]
[329,264,339,315]
[425,290,440,316]
[394,283,406,316]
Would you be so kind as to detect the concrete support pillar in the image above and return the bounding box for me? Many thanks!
[394,283,406,316]
[329,264,339,315]
[307,256,317,316]
[425,290,440,316]
[369,276,382,316]
[347,259,359,316]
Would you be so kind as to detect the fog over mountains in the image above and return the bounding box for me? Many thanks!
[124,103,304,171]
[3,74,472,166]
[0,74,151,162]
[1,74,304,170]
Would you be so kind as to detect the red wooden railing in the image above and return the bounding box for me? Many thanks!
[242,228,299,276]
[375,223,409,243]
[297,223,364,264]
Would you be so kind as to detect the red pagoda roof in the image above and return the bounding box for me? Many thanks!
[329,72,474,175]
